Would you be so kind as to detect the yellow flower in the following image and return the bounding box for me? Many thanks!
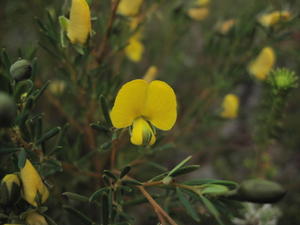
[216,19,236,34]
[67,0,91,44]
[125,33,144,62]
[258,10,292,27]
[26,212,48,225]
[143,66,158,83]
[188,8,209,21]
[221,94,239,119]
[248,47,276,80]
[110,79,177,146]
[118,0,143,17]
[20,159,49,207]
[0,174,21,205]
[1,174,20,196]
[48,80,66,95]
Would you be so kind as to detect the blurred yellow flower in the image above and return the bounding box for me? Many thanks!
[67,0,91,44]
[248,47,276,80]
[1,174,20,196]
[143,66,158,83]
[49,80,66,95]
[217,19,236,34]
[196,0,210,6]
[258,10,292,27]
[26,212,48,225]
[221,94,239,119]
[118,0,143,16]
[110,79,177,146]
[188,8,209,21]
[125,32,144,62]
[20,159,49,207]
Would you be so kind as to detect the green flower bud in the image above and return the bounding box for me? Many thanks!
[0,174,21,205]
[268,68,298,90]
[0,92,17,127]
[236,179,286,203]
[9,59,32,82]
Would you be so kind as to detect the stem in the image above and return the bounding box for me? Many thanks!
[95,0,121,64]
[137,186,179,225]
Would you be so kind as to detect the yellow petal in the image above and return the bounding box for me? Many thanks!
[1,174,20,196]
[125,37,144,62]
[258,10,292,27]
[67,0,91,44]
[110,79,148,128]
[130,118,156,146]
[142,80,177,130]
[188,7,209,21]
[118,0,143,16]
[248,47,276,80]
[26,212,48,225]
[20,159,49,207]
[143,66,158,83]
[220,94,239,119]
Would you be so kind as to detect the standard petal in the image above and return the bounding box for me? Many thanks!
[20,159,49,207]
[130,118,156,146]
[142,80,177,130]
[110,79,148,128]
[67,0,91,44]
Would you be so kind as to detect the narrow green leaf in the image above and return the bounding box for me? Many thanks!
[100,95,112,127]
[43,214,59,225]
[171,165,200,177]
[121,179,142,186]
[18,148,27,169]
[102,194,109,225]
[199,195,224,225]
[176,188,200,222]
[62,192,89,203]
[103,170,118,181]
[167,155,192,177]
[63,205,95,225]
[120,166,131,178]
[89,187,107,203]
[36,126,61,145]
[0,147,22,155]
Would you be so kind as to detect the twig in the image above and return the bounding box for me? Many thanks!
[95,0,121,64]
[137,186,179,225]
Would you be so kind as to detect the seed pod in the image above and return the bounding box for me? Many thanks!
[236,179,286,203]
[10,59,32,82]
[0,92,17,127]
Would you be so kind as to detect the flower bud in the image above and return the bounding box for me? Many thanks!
[20,159,49,207]
[0,92,17,127]
[268,68,298,91]
[220,94,239,119]
[26,212,48,225]
[237,179,286,203]
[10,59,32,82]
[0,174,21,205]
